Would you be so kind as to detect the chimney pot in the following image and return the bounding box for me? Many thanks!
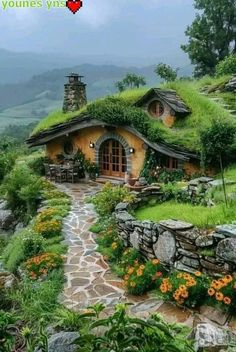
[63,73,87,113]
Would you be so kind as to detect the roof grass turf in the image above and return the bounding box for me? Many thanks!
[31,79,234,153]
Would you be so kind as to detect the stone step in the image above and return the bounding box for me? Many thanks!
[96,177,125,185]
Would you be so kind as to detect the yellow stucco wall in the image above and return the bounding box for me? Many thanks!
[46,126,146,178]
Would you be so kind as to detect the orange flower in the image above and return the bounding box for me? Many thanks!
[225,275,233,283]
[215,292,224,301]
[223,296,231,305]
[194,271,202,277]
[128,267,134,274]
[139,264,145,270]
[137,269,143,277]
[152,259,160,265]
[208,288,215,296]
[124,274,129,281]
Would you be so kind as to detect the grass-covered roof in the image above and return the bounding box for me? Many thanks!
[31,80,234,153]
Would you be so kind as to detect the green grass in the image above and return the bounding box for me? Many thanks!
[135,200,236,228]
[31,79,234,152]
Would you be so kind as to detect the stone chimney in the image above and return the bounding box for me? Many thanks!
[63,73,87,113]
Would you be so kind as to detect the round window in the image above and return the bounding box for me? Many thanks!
[148,100,164,118]
[63,139,74,155]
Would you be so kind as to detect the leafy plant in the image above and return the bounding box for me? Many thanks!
[207,274,236,313]
[0,310,19,352]
[155,63,178,82]
[33,218,62,238]
[216,55,236,77]
[90,182,135,217]
[3,229,45,273]
[76,303,194,352]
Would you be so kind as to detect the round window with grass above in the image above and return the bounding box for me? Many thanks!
[63,139,74,156]
[148,100,164,118]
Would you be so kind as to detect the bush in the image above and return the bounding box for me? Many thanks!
[3,229,45,273]
[90,183,135,217]
[115,247,142,277]
[23,252,64,280]
[216,55,236,77]
[0,151,16,182]
[124,258,164,295]
[160,271,208,308]
[46,198,71,207]
[1,164,42,221]
[43,189,70,200]
[27,155,50,176]
[33,218,62,238]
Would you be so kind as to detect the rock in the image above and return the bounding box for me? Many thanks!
[46,332,80,352]
[216,224,236,238]
[177,228,200,242]
[153,230,176,265]
[200,306,229,326]
[115,203,129,212]
[116,211,134,222]
[174,261,196,273]
[216,238,236,263]
[178,248,199,259]
[0,200,7,210]
[195,235,214,247]
[160,220,193,231]
[130,231,140,250]
[200,259,226,273]
[181,256,200,269]
[138,177,148,186]
[0,272,16,289]
[0,209,15,230]
[225,76,236,92]
[179,241,197,251]
[198,177,214,184]
[193,323,230,351]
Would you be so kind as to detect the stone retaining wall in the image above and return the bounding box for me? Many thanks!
[115,202,236,275]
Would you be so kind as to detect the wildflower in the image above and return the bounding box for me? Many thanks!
[225,275,233,283]
[215,292,224,301]
[111,242,118,250]
[152,259,160,265]
[124,275,129,281]
[130,281,136,288]
[194,271,202,277]
[223,296,231,305]
[137,269,143,277]
[208,288,215,296]
[139,264,145,270]
[177,273,183,279]
[128,267,134,274]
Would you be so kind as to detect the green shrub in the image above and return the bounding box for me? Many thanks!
[114,247,143,277]
[46,198,71,207]
[0,151,16,182]
[33,218,62,239]
[90,183,135,217]
[1,164,42,221]
[3,229,45,272]
[45,244,67,255]
[27,155,50,176]
[216,55,236,77]
[43,189,70,200]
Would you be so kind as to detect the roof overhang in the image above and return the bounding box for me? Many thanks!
[26,116,198,161]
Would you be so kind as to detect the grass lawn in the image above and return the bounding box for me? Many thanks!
[135,201,236,228]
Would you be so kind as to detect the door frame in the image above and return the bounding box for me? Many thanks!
[94,132,132,177]
[100,139,127,178]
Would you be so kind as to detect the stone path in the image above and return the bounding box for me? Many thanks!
[58,182,236,329]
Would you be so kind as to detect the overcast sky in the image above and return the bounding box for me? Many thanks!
[0,0,195,65]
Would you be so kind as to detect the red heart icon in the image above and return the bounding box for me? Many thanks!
[66,0,83,14]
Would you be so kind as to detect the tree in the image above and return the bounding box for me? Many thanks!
[115,73,146,92]
[154,63,178,82]
[182,0,236,77]
[200,119,236,206]
[216,54,236,77]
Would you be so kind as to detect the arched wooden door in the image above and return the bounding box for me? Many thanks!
[100,139,127,178]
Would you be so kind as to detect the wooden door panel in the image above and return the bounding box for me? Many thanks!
[100,139,127,177]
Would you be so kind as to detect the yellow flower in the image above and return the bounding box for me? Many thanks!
[137,269,143,277]
[128,267,134,274]
[177,273,183,279]
[194,271,202,277]
[111,242,118,250]
[139,264,145,270]
[152,259,160,265]
[130,281,136,288]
